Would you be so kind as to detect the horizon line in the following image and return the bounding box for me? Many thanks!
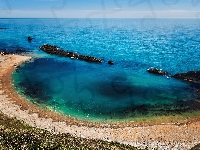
[0,17,198,19]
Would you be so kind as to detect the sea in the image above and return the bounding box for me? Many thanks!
[1,18,200,122]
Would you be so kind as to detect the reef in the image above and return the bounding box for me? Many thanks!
[40,44,104,63]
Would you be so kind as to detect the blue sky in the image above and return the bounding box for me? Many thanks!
[0,0,200,18]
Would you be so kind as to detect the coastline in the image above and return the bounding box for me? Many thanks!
[0,54,200,149]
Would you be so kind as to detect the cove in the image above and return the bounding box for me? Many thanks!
[13,57,199,122]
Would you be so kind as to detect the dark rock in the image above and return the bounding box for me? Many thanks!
[28,36,33,41]
[0,28,6,30]
[173,71,200,96]
[16,49,26,54]
[40,44,104,63]
[173,71,200,84]
[197,89,200,94]
[1,49,27,55]
[0,51,10,55]
[108,60,114,65]
[147,67,168,76]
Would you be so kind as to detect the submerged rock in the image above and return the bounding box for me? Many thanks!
[147,67,168,76]
[40,44,104,63]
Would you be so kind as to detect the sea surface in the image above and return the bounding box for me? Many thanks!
[1,18,200,121]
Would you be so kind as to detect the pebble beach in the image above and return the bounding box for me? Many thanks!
[0,54,200,149]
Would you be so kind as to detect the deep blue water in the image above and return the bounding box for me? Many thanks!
[1,18,200,121]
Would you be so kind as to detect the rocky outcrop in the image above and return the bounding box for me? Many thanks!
[40,44,104,63]
[173,71,200,84]
[147,67,168,76]
[0,28,6,30]
[173,71,200,96]
[0,49,27,56]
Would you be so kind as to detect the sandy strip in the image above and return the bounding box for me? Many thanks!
[0,54,200,150]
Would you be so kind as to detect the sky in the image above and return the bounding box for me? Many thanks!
[0,0,200,18]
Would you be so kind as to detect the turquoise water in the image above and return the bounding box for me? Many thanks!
[1,18,200,121]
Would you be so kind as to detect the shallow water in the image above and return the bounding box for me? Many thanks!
[1,18,200,121]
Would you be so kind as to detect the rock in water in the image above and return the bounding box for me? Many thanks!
[173,71,200,84]
[173,71,200,95]
[40,44,104,63]
[108,60,114,65]
[28,36,33,41]
[147,67,168,76]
